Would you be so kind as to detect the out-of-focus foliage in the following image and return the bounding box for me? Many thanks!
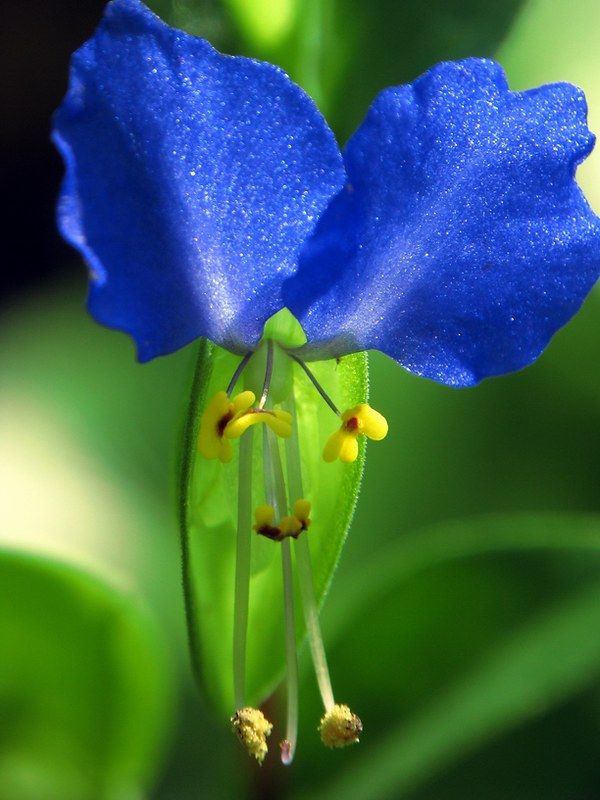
[0,549,173,800]
[306,515,600,800]
[499,0,600,212]
[2,0,599,798]
[220,0,523,138]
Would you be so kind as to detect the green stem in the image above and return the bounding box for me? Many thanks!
[288,353,340,416]
[285,392,335,711]
[226,351,253,396]
[280,537,299,764]
[233,429,254,709]
[264,425,299,762]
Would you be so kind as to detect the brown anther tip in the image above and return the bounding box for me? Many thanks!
[319,704,362,749]
[280,739,293,765]
[216,411,233,436]
[255,524,283,542]
[345,416,359,432]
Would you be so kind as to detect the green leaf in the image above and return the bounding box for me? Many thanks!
[299,513,600,800]
[0,548,173,800]
[179,341,368,711]
[326,512,600,645]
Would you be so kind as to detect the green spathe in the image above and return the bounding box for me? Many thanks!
[179,324,368,712]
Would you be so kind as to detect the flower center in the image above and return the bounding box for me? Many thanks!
[196,313,388,763]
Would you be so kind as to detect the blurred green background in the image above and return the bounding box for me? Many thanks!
[1,0,599,798]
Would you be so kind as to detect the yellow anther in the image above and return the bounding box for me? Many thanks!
[279,515,303,537]
[225,408,293,440]
[231,707,273,764]
[323,403,388,464]
[292,499,311,532]
[198,390,255,462]
[254,499,311,542]
[232,389,256,412]
[254,504,275,528]
[319,704,362,748]
[323,429,358,463]
[253,504,281,541]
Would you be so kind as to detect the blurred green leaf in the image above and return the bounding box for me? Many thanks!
[498,0,600,213]
[0,285,191,636]
[327,512,600,643]
[300,514,600,800]
[0,548,173,800]
[224,0,299,49]
[223,0,524,138]
[180,341,367,711]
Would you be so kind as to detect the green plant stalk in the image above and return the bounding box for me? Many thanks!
[233,429,254,709]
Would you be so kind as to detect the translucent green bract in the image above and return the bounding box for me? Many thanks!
[179,340,368,711]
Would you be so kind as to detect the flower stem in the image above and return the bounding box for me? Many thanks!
[294,535,335,712]
[226,351,253,396]
[284,393,335,712]
[280,537,299,764]
[258,340,274,409]
[263,425,299,763]
[288,353,340,416]
[233,428,254,710]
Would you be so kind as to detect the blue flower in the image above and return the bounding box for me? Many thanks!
[53,0,600,764]
[53,0,600,386]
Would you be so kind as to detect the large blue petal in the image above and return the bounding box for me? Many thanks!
[284,59,600,386]
[53,0,344,361]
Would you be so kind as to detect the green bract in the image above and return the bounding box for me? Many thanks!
[179,339,368,712]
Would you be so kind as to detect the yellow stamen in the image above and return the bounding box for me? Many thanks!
[318,704,362,748]
[323,403,388,463]
[225,408,292,440]
[279,515,303,537]
[292,499,311,529]
[253,504,281,541]
[253,498,311,542]
[198,390,255,462]
[231,707,273,764]
[254,504,275,528]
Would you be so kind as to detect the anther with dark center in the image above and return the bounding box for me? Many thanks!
[344,416,359,432]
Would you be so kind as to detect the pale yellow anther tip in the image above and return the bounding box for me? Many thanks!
[254,504,275,528]
[319,704,362,749]
[231,707,273,764]
[279,515,302,537]
[293,499,311,521]
[232,390,255,412]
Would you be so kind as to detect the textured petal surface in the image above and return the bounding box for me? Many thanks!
[53,0,344,360]
[284,59,600,386]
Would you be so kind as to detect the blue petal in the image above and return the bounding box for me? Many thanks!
[53,0,344,361]
[284,59,600,386]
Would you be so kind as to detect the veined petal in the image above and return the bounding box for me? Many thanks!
[53,0,344,361]
[284,59,600,386]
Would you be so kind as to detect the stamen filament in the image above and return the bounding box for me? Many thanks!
[263,425,299,763]
[258,340,274,410]
[284,394,335,712]
[288,353,341,417]
[226,351,253,397]
[233,428,254,710]
[280,538,299,765]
